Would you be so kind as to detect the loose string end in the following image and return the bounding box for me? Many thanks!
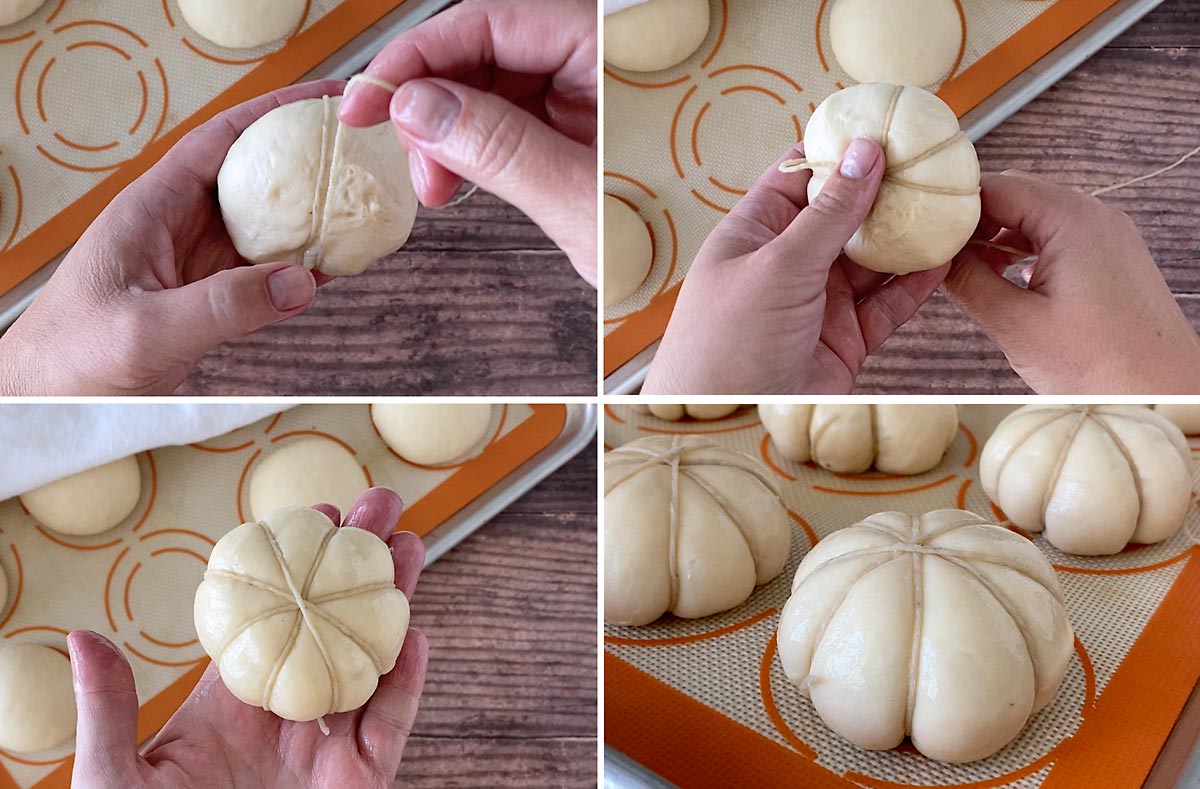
[317,716,331,736]
[779,158,813,174]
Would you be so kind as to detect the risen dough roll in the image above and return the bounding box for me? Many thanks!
[604,195,653,308]
[830,0,962,87]
[605,435,790,625]
[759,404,957,475]
[178,0,305,49]
[249,438,367,521]
[1155,404,1200,435]
[194,506,409,722]
[605,0,710,72]
[218,95,418,277]
[778,510,1073,763]
[20,455,142,536]
[0,0,46,27]
[633,404,740,421]
[0,563,7,615]
[803,83,980,274]
[981,405,1193,556]
[0,644,76,753]
[372,403,493,465]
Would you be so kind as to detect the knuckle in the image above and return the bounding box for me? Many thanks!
[469,105,532,182]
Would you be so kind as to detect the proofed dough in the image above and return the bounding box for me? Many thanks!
[1155,404,1200,435]
[371,403,493,465]
[0,562,7,616]
[178,0,305,50]
[605,435,790,625]
[604,0,710,72]
[604,195,653,309]
[633,404,740,421]
[194,506,409,722]
[778,509,1073,763]
[802,83,981,274]
[981,405,1193,556]
[249,438,367,521]
[760,404,958,475]
[20,455,141,536]
[219,95,418,277]
[830,0,962,88]
[0,644,76,753]
[0,0,45,27]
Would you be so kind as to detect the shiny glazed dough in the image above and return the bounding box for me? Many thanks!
[778,509,1074,763]
[604,435,790,625]
[0,0,46,27]
[604,0,710,72]
[177,0,305,49]
[20,455,142,536]
[194,506,409,722]
[248,438,367,521]
[371,403,493,465]
[633,404,740,421]
[604,195,653,308]
[804,83,980,274]
[830,0,962,87]
[759,404,957,475]
[218,95,418,276]
[0,644,77,753]
[981,405,1193,556]
[1155,404,1200,435]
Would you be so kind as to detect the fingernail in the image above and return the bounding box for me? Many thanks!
[840,138,880,179]
[391,81,461,142]
[267,266,314,312]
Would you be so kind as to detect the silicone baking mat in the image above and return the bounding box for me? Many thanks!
[603,404,1200,788]
[0,0,412,299]
[0,402,568,789]
[603,0,1130,379]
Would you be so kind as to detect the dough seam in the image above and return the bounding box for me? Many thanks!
[1038,407,1092,530]
[299,96,341,269]
[904,514,924,732]
[879,84,904,147]
[1087,414,1145,533]
[668,436,681,612]
[992,409,1076,525]
[607,447,781,498]
[868,405,880,466]
[678,467,761,579]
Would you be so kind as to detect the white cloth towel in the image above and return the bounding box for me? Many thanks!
[605,0,654,15]
[0,404,285,501]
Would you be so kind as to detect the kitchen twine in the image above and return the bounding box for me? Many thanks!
[346,74,480,209]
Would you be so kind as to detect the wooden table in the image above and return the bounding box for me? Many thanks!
[395,439,598,787]
[857,0,1200,394]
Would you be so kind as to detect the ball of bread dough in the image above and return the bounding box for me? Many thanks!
[194,506,409,722]
[632,404,740,421]
[20,456,141,536]
[0,563,7,616]
[804,83,980,274]
[178,0,305,49]
[372,403,493,465]
[759,404,958,475]
[605,435,790,625]
[218,95,418,277]
[981,405,1193,556]
[1154,404,1200,435]
[778,509,1073,763]
[249,438,367,521]
[830,0,962,88]
[605,0,710,72]
[0,0,46,27]
[0,644,76,753]
[604,195,653,309]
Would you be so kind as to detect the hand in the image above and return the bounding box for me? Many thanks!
[945,172,1200,394]
[68,488,429,789]
[338,0,598,287]
[643,139,950,394]
[0,81,346,396]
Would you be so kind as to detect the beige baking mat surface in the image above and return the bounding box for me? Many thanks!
[0,402,566,789]
[0,0,409,297]
[602,0,1125,376]
[603,404,1200,788]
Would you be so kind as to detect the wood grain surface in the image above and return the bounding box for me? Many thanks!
[857,0,1200,393]
[395,439,598,787]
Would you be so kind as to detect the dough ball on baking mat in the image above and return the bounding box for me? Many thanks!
[604,195,653,309]
[371,403,494,466]
[632,404,740,421]
[605,0,710,73]
[177,0,306,50]
[0,644,76,753]
[218,95,418,277]
[830,0,962,87]
[20,455,142,536]
[1154,404,1200,435]
[248,437,367,521]
[0,0,46,27]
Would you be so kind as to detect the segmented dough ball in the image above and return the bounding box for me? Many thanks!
[604,0,710,72]
[1154,404,1200,435]
[0,644,77,753]
[759,404,958,475]
[371,403,493,465]
[0,0,46,27]
[778,509,1074,763]
[218,95,418,277]
[178,0,305,49]
[605,435,790,625]
[249,438,367,521]
[802,83,980,273]
[981,405,1193,556]
[604,195,653,309]
[633,404,740,421]
[20,455,142,536]
[830,0,962,87]
[194,506,409,722]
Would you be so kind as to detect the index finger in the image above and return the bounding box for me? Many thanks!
[705,144,812,257]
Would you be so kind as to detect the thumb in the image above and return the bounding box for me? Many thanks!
[68,631,139,784]
[944,250,1039,346]
[389,78,597,286]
